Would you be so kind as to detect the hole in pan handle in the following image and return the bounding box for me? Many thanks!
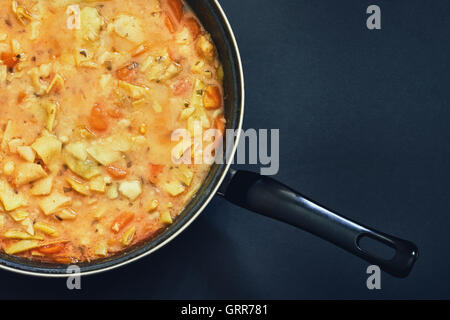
[218,169,418,278]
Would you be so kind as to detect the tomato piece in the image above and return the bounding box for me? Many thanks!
[183,17,201,40]
[1,52,19,69]
[148,164,164,184]
[173,78,191,96]
[203,86,222,109]
[115,62,138,82]
[107,165,128,179]
[111,212,135,233]
[89,105,108,131]
[166,0,184,22]
[38,243,65,255]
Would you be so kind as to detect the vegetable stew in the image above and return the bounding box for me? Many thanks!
[0,0,224,263]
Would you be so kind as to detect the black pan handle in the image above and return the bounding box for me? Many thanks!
[218,169,418,278]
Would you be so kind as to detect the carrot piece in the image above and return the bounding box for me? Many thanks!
[131,44,149,57]
[17,91,27,104]
[215,116,226,136]
[107,165,128,179]
[115,62,138,82]
[53,257,74,264]
[173,78,191,96]
[212,116,226,152]
[183,17,201,40]
[89,105,108,131]
[1,52,19,69]
[38,243,66,255]
[111,212,135,233]
[148,164,164,184]
[203,86,222,109]
[165,15,176,34]
[166,0,184,22]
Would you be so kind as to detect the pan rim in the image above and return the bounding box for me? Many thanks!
[0,0,245,278]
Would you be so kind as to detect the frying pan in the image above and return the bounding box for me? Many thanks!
[0,0,418,278]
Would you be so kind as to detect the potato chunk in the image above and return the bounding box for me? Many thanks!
[196,34,216,62]
[79,7,104,41]
[15,163,47,186]
[34,222,59,237]
[106,184,119,199]
[118,180,142,201]
[109,15,145,43]
[86,144,121,166]
[66,177,90,196]
[21,217,35,235]
[146,199,159,212]
[8,138,24,153]
[172,165,193,186]
[30,177,53,196]
[44,101,58,131]
[65,142,88,161]
[63,152,101,180]
[3,161,15,176]
[89,176,106,193]
[141,53,181,82]
[1,120,16,150]
[5,240,40,255]
[17,146,35,162]
[0,180,27,211]
[163,181,185,196]
[8,210,28,222]
[190,79,210,128]
[39,193,72,215]
[118,81,149,99]
[86,135,132,166]
[121,226,136,246]
[28,64,52,95]
[56,208,78,220]
[160,211,173,225]
[32,135,62,166]
[3,230,43,240]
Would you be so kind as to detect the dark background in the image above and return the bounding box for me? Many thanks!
[1,0,449,299]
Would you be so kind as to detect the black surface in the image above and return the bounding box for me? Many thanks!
[1,0,449,299]
[222,170,418,278]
